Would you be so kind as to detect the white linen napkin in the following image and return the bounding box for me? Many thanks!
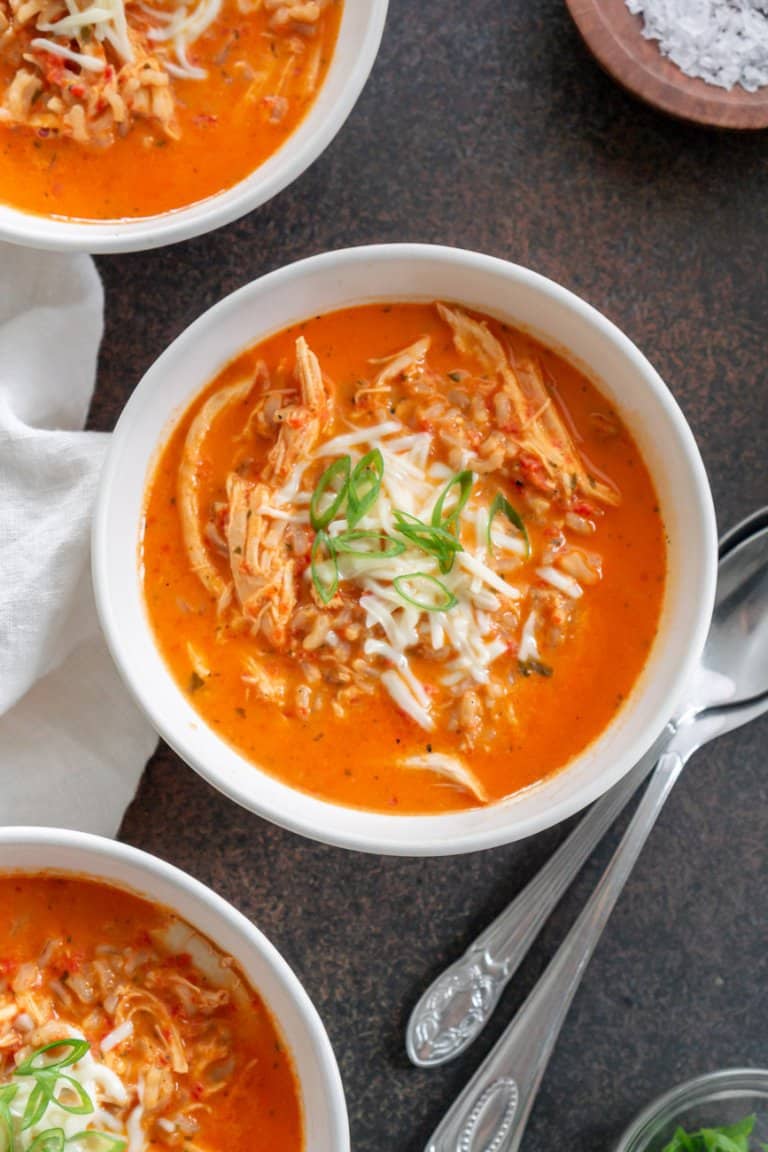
[0,244,157,834]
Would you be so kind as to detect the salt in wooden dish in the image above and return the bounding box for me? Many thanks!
[565,0,768,130]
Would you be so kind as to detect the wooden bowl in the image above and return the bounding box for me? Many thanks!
[565,0,768,129]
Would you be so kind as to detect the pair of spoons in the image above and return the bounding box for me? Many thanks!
[407,507,768,1152]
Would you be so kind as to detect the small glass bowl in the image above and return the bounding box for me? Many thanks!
[615,1069,768,1152]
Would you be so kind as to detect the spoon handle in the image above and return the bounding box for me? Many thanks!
[407,732,670,1067]
[424,750,686,1152]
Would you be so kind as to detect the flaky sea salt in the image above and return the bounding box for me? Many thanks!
[627,0,768,91]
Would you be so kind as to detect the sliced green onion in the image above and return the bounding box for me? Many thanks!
[0,1084,17,1152]
[392,573,458,612]
[332,530,405,559]
[392,510,463,574]
[347,449,384,528]
[29,1130,65,1152]
[309,456,350,531]
[20,1079,52,1131]
[16,1040,89,1076]
[67,1133,127,1151]
[486,493,530,557]
[431,470,473,532]
[52,1076,93,1116]
[310,531,339,605]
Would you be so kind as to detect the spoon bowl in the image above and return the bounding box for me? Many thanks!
[696,523,768,707]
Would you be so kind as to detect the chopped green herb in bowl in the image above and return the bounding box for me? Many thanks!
[662,1115,768,1152]
[614,1070,768,1152]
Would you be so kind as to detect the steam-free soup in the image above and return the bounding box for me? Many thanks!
[0,0,341,219]
[142,302,666,813]
[0,874,303,1151]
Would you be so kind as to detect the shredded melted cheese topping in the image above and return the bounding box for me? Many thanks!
[267,421,579,733]
[28,0,222,77]
[4,1028,134,1150]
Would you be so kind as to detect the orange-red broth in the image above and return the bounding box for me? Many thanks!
[0,0,342,220]
[0,874,303,1152]
[142,303,666,814]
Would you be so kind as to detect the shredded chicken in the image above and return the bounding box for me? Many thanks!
[437,304,620,505]
[225,476,297,647]
[163,303,629,798]
[0,921,249,1150]
[179,378,254,601]
[263,336,333,482]
[404,752,489,804]
[0,0,332,146]
[0,12,180,146]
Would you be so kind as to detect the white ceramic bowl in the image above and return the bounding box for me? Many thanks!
[93,243,718,855]
[0,1,388,254]
[0,826,349,1151]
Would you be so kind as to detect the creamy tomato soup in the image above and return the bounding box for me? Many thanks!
[0,874,303,1152]
[142,302,666,814]
[0,0,341,219]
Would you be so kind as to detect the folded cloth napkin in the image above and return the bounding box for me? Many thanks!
[0,244,157,834]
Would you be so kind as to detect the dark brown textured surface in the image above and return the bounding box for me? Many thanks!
[90,2,768,1149]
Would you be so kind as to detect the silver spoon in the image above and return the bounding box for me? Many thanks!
[421,510,768,1152]
[407,508,768,1069]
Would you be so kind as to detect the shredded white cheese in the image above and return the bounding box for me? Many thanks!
[381,669,434,730]
[316,421,402,456]
[142,0,223,79]
[100,1019,134,1053]
[287,424,531,730]
[271,418,602,734]
[536,565,583,600]
[31,0,137,72]
[6,1030,130,1150]
[518,609,540,663]
[29,37,108,71]
[30,0,225,82]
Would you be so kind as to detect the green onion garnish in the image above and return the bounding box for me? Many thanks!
[14,1040,94,1133]
[16,1041,89,1076]
[310,531,339,605]
[28,1130,65,1152]
[486,493,529,557]
[347,449,384,528]
[67,1134,127,1151]
[392,510,463,574]
[0,1085,17,1152]
[309,456,350,531]
[52,1077,92,1116]
[21,1080,53,1131]
[431,470,473,533]
[332,530,405,559]
[392,573,458,612]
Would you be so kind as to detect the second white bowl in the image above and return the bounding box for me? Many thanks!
[0,1,388,253]
[0,826,349,1150]
[93,244,717,855]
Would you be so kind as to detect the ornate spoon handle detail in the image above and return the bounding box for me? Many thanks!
[407,731,671,1068]
[424,750,686,1152]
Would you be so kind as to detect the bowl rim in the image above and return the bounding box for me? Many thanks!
[0,825,350,1152]
[0,0,389,254]
[614,1067,768,1152]
[92,242,718,855]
